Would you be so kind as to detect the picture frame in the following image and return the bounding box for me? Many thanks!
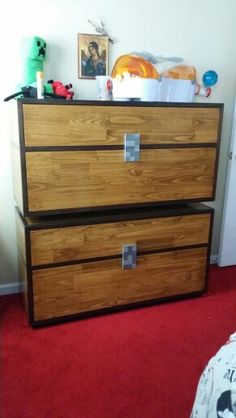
[78,33,109,79]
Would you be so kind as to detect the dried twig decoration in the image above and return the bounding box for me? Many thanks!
[88,19,117,44]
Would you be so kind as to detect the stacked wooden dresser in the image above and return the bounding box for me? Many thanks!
[11,99,223,326]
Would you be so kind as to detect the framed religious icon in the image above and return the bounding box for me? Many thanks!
[78,33,109,79]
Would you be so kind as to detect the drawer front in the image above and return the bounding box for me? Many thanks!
[32,247,208,321]
[23,104,220,146]
[26,148,216,212]
[30,213,211,266]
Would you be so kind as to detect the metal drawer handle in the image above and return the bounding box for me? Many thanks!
[122,244,137,269]
[124,133,140,162]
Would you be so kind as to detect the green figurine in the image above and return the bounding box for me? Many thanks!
[20,36,53,94]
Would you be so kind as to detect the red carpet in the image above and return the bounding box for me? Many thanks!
[1,265,236,418]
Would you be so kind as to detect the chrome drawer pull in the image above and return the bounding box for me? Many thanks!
[124,133,140,162]
[122,244,137,269]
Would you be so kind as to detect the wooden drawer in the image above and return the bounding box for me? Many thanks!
[25,148,216,212]
[14,100,223,216]
[23,104,220,146]
[29,211,211,266]
[33,247,208,321]
[16,203,213,326]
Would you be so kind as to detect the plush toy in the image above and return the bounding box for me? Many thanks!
[20,36,53,94]
[4,38,74,101]
[48,80,74,100]
[4,79,74,102]
[21,36,46,85]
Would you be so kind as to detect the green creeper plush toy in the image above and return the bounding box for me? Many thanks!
[20,36,53,94]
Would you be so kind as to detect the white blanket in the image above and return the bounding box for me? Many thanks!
[191,332,236,417]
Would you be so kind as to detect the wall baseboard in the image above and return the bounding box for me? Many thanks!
[0,282,20,296]
[210,254,218,265]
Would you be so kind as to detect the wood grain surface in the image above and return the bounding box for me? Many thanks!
[11,143,23,213]
[23,104,220,146]
[25,148,216,211]
[30,213,210,266]
[33,247,207,321]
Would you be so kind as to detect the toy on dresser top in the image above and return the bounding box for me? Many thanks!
[111,51,219,102]
[47,80,74,100]
[21,37,47,85]
[20,36,53,98]
[3,36,74,101]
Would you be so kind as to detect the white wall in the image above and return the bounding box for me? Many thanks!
[1,0,236,286]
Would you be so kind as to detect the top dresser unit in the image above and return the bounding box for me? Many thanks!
[12,100,223,217]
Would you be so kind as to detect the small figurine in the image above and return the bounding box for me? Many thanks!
[202,70,218,87]
[47,80,74,100]
[195,70,219,98]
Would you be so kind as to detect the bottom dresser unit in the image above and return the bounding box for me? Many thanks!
[16,203,213,327]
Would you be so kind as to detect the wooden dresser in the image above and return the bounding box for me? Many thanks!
[12,99,223,326]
